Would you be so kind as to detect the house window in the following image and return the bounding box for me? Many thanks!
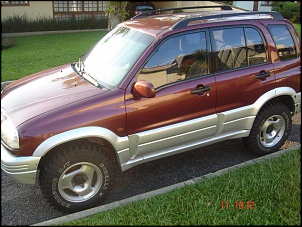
[1,1,29,6]
[260,1,274,6]
[53,1,107,20]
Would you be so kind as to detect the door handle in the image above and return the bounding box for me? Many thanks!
[256,71,270,80]
[190,86,211,94]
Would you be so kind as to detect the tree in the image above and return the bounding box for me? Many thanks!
[272,2,301,23]
[106,1,129,31]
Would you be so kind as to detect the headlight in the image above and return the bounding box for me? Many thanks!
[1,118,20,149]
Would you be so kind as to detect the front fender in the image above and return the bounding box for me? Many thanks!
[33,127,129,162]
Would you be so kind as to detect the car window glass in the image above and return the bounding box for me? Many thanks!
[137,6,154,10]
[245,27,268,65]
[213,27,247,72]
[138,32,209,88]
[268,25,297,61]
[83,26,154,88]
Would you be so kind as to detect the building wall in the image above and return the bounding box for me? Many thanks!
[257,3,273,12]
[153,1,245,12]
[1,1,247,21]
[1,1,53,20]
[232,1,254,11]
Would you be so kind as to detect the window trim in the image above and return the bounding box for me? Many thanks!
[260,1,274,6]
[52,1,107,20]
[1,1,29,6]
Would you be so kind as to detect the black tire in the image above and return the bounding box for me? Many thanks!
[39,142,117,213]
[242,102,292,155]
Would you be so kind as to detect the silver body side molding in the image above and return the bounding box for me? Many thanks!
[119,87,300,171]
[32,87,300,173]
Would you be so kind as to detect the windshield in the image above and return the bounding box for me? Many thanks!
[81,26,154,88]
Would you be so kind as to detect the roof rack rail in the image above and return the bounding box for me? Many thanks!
[171,11,284,30]
[131,5,232,20]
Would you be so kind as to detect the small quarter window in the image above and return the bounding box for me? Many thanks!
[268,25,297,61]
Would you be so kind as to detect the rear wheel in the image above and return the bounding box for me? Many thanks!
[242,102,292,155]
[39,142,117,213]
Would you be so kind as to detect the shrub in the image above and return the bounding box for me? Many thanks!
[1,15,108,33]
[1,37,17,49]
[173,9,184,13]
[272,2,301,23]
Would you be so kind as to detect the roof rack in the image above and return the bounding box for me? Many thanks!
[171,11,284,30]
[131,5,233,20]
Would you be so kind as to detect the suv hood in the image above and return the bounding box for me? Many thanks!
[1,64,106,127]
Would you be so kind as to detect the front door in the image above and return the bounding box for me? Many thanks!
[125,30,217,159]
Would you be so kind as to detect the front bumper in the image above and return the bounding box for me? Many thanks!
[1,143,40,184]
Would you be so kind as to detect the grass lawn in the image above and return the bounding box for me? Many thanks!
[60,148,301,226]
[293,23,301,37]
[1,31,107,82]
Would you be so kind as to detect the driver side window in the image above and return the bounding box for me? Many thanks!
[137,32,209,88]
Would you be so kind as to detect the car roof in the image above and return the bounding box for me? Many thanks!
[121,6,284,36]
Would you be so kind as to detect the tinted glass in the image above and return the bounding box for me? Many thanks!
[138,32,209,88]
[83,26,154,88]
[269,25,297,61]
[136,6,154,10]
[246,27,268,65]
[213,27,247,71]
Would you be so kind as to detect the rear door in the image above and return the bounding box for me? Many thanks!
[210,25,276,135]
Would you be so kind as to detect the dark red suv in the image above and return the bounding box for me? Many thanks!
[1,5,301,213]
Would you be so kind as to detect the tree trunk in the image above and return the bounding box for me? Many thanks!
[107,1,128,31]
[108,13,121,31]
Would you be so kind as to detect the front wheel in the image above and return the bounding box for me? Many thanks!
[39,142,117,213]
[242,102,292,155]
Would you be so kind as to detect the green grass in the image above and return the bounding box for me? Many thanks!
[1,31,107,81]
[61,148,301,226]
[293,23,301,37]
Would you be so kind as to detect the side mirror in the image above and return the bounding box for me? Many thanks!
[132,80,155,98]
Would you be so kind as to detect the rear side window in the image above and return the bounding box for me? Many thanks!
[213,27,247,71]
[268,25,297,61]
[212,26,268,72]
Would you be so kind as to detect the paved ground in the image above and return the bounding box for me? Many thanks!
[1,114,300,226]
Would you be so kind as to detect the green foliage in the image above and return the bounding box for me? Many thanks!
[106,1,129,21]
[293,24,301,37]
[173,9,184,13]
[1,37,17,49]
[272,2,301,23]
[1,15,108,33]
[220,1,233,5]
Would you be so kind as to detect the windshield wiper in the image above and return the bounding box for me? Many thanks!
[81,71,99,87]
[77,58,84,72]
[73,58,99,87]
